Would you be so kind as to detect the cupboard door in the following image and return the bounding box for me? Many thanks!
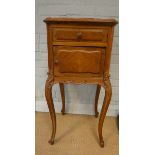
[54,46,105,76]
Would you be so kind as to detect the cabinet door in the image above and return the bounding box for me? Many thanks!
[54,46,105,77]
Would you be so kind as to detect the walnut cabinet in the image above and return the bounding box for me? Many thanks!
[44,18,118,147]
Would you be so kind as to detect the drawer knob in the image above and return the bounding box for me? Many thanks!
[77,32,82,40]
[54,59,59,64]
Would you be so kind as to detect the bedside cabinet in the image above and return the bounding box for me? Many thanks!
[44,18,118,147]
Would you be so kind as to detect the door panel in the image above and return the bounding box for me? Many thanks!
[54,46,105,77]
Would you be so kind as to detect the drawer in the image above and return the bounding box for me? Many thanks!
[54,46,105,76]
[53,28,108,42]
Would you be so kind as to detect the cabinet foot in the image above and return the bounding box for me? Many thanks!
[100,140,104,148]
[61,110,65,115]
[95,112,99,118]
[48,139,54,145]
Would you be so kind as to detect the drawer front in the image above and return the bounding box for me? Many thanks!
[54,46,105,76]
[53,28,108,42]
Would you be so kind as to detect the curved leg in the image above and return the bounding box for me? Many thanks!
[95,85,101,118]
[59,83,65,115]
[98,75,112,147]
[45,77,56,145]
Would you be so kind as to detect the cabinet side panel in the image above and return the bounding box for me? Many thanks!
[46,24,54,75]
[104,26,114,74]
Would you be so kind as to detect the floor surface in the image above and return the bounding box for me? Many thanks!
[36,112,119,155]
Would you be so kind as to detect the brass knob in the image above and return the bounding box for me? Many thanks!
[77,32,82,40]
[54,59,58,64]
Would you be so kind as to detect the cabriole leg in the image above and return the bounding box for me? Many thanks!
[59,83,65,115]
[95,85,101,118]
[45,78,56,145]
[98,76,112,147]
